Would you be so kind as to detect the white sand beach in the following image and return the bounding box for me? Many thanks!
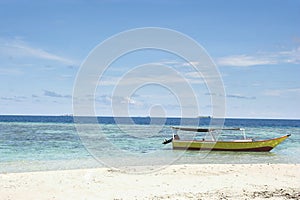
[0,164,299,200]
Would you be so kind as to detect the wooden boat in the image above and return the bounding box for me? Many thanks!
[163,126,290,152]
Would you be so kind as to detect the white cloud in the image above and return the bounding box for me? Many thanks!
[226,94,256,100]
[95,94,144,106]
[217,54,276,67]
[98,61,222,87]
[263,88,300,96]
[182,61,202,67]
[0,95,27,102]
[278,47,300,64]
[263,90,282,97]
[217,47,300,67]
[0,37,76,65]
[98,67,189,87]
[0,68,23,76]
[121,96,143,106]
[205,92,256,100]
[43,90,71,98]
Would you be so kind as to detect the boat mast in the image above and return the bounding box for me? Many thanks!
[241,128,246,140]
[209,131,216,141]
[172,128,178,139]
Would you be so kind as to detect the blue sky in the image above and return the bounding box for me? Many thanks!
[0,0,299,119]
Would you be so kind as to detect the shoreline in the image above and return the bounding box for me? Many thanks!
[1,164,299,199]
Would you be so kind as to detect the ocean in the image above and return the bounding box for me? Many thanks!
[0,115,299,173]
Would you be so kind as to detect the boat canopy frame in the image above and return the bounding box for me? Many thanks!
[171,126,247,141]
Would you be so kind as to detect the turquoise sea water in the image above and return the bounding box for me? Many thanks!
[0,116,299,173]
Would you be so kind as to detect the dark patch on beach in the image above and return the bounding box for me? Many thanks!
[251,188,300,199]
[147,188,300,200]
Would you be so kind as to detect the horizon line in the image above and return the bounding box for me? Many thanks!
[0,114,299,120]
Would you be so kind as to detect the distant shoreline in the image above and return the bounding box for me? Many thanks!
[0,114,299,120]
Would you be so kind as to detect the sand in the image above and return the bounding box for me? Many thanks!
[0,164,299,200]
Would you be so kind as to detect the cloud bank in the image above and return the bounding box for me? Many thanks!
[217,47,300,67]
[0,37,76,65]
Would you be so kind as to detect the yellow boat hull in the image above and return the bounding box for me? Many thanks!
[172,134,290,152]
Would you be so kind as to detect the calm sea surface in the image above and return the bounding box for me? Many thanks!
[0,116,299,173]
